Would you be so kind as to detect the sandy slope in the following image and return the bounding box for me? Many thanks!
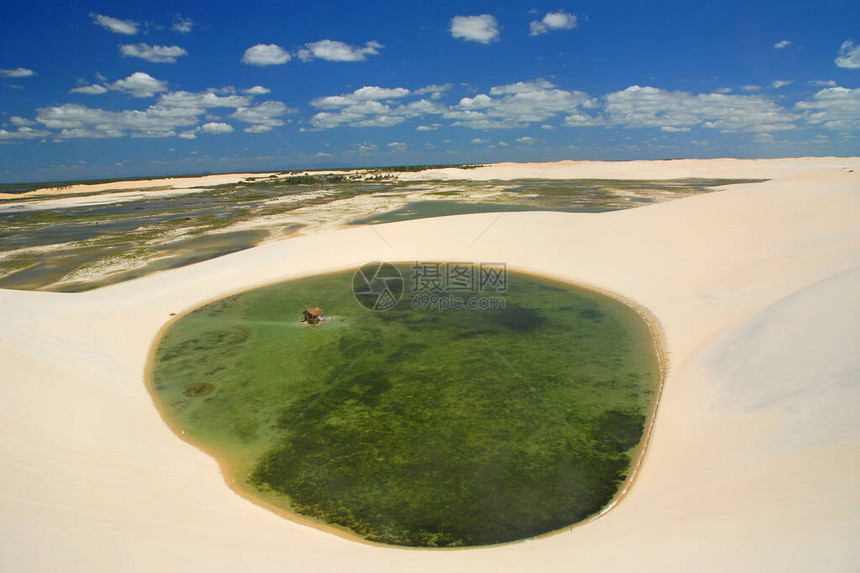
[0,159,857,572]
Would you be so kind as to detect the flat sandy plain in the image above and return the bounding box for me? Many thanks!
[1,158,858,572]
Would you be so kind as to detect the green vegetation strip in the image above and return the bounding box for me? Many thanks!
[151,267,661,547]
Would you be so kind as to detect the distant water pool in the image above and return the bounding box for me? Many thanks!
[150,265,661,547]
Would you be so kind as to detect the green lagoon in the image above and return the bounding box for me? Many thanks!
[150,266,661,547]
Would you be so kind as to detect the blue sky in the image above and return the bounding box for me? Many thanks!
[0,0,858,182]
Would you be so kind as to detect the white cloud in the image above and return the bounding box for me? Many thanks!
[754,133,775,143]
[0,67,36,78]
[0,126,49,140]
[172,15,193,34]
[308,85,444,129]
[447,79,599,129]
[387,141,407,150]
[604,85,796,132]
[771,80,792,89]
[450,15,499,44]
[36,104,187,138]
[91,13,139,35]
[10,116,34,126]
[835,40,860,69]
[70,84,108,94]
[157,90,252,110]
[298,40,383,62]
[741,85,762,92]
[30,86,272,139]
[353,142,378,154]
[530,11,577,36]
[242,44,291,66]
[231,101,294,127]
[198,122,234,135]
[311,86,410,109]
[773,40,791,49]
[516,136,538,144]
[414,83,453,98]
[244,125,272,133]
[111,72,168,98]
[470,138,487,144]
[299,78,852,137]
[309,79,597,130]
[810,80,837,87]
[795,86,860,130]
[120,44,188,63]
[244,86,271,95]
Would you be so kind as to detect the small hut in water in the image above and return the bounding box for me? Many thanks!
[302,307,324,325]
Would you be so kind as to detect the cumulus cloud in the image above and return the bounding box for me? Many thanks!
[28,86,280,139]
[243,86,271,95]
[111,72,168,98]
[36,103,187,138]
[198,122,234,134]
[530,11,577,36]
[91,13,139,35]
[603,85,796,132]
[312,86,411,109]
[795,86,860,130]
[298,40,383,62]
[244,125,272,133]
[242,44,291,66]
[10,116,34,126]
[172,15,193,33]
[70,84,108,94]
[231,101,294,127]
[120,43,188,63]
[0,126,50,140]
[835,40,860,69]
[0,67,36,78]
[810,80,837,87]
[771,80,793,89]
[308,85,448,129]
[450,15,499,44]
[447,79,599,129]
[415,83,453,99]
[157,90,252,110]
[773,40,791,49]
[308,79,602,130]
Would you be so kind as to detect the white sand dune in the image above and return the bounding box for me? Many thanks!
[0,158,858,572]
